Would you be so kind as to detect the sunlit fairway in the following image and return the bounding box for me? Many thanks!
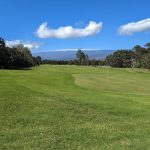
[0,65,150,149]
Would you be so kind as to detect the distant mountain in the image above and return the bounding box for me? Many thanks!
[32,50,116,60]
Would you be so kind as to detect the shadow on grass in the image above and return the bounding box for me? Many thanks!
[0,67,33,71]
[17,68,33,71]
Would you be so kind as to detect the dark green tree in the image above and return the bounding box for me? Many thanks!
[0,37,41,69]
[76,49,89,65]
[106,50,134,68]
[145,42,150,49]
[0,37,5,48]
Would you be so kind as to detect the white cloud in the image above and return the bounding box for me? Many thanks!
[36,21,102,39]
[6,40,40,49]
[23,43,39,49]
[118,18,150,35]
[6,40,21,47]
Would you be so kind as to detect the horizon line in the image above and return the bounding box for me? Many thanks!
[32,49,116,53]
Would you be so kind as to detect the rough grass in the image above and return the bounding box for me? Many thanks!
[0,65,150,149]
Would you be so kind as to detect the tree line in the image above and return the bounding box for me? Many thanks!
[42,43,150,70]
[73,43,150,69]
[1,36,150,70]
[105,43,150,69]
[0,37,41,69]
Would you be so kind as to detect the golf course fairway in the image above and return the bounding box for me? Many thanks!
[0,65,150,149]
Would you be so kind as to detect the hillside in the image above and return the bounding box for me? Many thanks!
[33,50,115,60]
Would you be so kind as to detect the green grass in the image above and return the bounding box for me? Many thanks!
[0,65,150,149]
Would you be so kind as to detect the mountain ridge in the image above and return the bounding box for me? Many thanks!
[32,50,116,60]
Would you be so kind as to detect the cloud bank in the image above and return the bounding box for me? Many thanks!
[36,21,102,39]
[119,18,150,35]
[6,40,40,49]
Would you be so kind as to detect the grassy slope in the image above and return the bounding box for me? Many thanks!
[0,65,150,149]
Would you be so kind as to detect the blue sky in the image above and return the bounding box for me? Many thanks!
[0,0,150,52]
